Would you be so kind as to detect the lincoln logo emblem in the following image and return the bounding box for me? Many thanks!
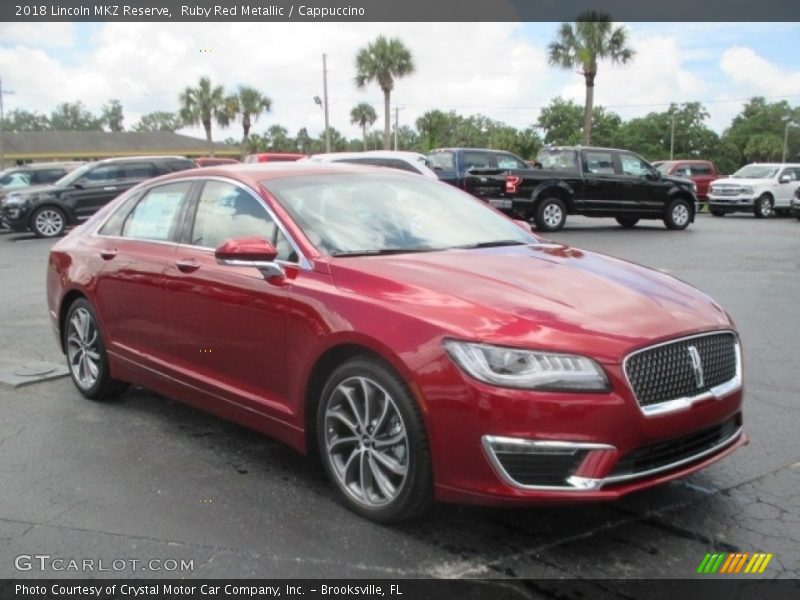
[687,346,704,388]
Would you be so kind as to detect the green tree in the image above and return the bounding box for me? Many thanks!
[236,86,272,144]
[416,110,458,151]
[548,12,634,145]
[743,133,784,162]
[132,111,184,132]
[264,125,294,152]
[295,127,313,154]
[101,99,124,132]
[537,97,583,145]
[355,35,415,150]
[179,76,234,156]
[350,103,378,151]
[2,109,51,131]
[721,97,800,165]
[49,101,103,131]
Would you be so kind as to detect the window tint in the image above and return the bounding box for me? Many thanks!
[618,153,652,177]
[428,151,455,171]
[190,181,294,261]
[673,165,692,177]
[36,169,68,183]
[122,162,158,179]
[98,192,145,236]
[583,151,615,175]
[496,154,528,170]
[0,172,32,187]
[691,164,712,176]
[121,182,190,241]
[461,152,493,170]
[84,165,121,183]
[537,148,579,172]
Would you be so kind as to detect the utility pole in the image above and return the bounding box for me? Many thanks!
[394,106,404,151]
[669,114,675,160]
[322,54,330,153]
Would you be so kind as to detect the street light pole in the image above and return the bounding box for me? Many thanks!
[322,54,330,153]
[782,122,798,163]
[669,114,676,160]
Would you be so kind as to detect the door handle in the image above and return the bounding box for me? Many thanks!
[99,249,117,260]
[175,259,200,273]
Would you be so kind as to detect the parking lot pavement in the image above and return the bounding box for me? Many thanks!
[0,214,798,583]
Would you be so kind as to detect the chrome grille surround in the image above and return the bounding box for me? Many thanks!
[623,331,742,417]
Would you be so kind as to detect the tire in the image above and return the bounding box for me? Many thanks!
[31,206,67,238]
[664,197,693,230]
[710,209,726,217]
[754,194,773,218]
[533,197,567,232]
[616,217,639,229]
[64,298,128,401]
[316,356,433,523]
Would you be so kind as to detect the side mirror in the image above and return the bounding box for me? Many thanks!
[215,237,284,280]
[648,169,661,181]
[779,175,791,184]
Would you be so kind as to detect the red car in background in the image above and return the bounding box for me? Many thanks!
[243,152,305,163]
[653,160,721,202]
[194,157,240,167]
[46,163,745,522]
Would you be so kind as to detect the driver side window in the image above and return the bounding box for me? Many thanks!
[83,165,121,184]
[618,153,651,177]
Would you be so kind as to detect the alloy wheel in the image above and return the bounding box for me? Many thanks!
[34,209,65,237]
[66,307,101,390]
[323,376,409,508]
[672,204,690,227]
[543,203,563,228]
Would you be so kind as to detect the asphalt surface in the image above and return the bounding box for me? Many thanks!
[0,213,798,585]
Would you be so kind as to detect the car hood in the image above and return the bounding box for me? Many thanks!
[328,244,731,364]
[2,183,62,198]
[710,177,768,186]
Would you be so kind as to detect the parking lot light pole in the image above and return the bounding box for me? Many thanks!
[322,54,330,153]
[782,122,799,163]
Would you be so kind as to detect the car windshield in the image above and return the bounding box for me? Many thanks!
[263,173,536,256]
[731,165,779,179]
[54,162,98,186]
[535,148,579,172]
[0,171,32,188]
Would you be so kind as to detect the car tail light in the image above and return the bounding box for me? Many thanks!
[505,175,521,194]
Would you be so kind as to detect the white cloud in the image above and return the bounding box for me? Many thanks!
[0,23,76,48]
[720,46,800,96]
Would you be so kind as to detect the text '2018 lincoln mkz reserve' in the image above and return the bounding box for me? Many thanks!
[47,163,746,522]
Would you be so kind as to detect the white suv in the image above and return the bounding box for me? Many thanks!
[708,163,800,218]
[303,151,438,179]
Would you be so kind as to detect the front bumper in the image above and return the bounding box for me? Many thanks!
[708,196,756,213]
[421,355,745,505]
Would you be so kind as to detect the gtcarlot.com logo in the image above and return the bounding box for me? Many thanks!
[697,552,773,574]
[14,554,194,572]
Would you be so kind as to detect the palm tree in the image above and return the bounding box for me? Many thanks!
[350,103,378,150]
[548,12,634,145]
[355,36,414,150]
[179,76,234,156]
[236,86,273,145]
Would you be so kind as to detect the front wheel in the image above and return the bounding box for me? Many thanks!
[664,198,693,230]
[31,206,67,238]
[754,194,773,218]
[317,357,433,523]
[533,197,567,232]
[616,217,639,229]
[64,298,128,400]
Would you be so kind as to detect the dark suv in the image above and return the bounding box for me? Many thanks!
[1,156,196,237]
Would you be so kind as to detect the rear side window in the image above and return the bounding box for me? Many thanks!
[98,192,145,236]
[122,162,158,179]
[583,151,615,175]
[691,164,712,176]
[84,165,121,183]
[35,169,68,183]
[163,159,198,172]
[189,180,295,260]
[673,165,692,177]
[496,154,528,170]
[428,151,455,171]
[121,181,191,241]
[460,152,493,170]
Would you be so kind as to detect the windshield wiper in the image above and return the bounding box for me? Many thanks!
[452,240,527,250]
[330,247,437,257]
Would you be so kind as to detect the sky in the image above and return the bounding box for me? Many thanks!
[0,21,799,144]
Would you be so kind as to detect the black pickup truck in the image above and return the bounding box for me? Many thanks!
[465,146,698,232]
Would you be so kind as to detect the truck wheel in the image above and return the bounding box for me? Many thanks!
[754,194,773,218]
[615,217,639,229]
[710,209,726,217]
[664,198,692,230]
[31,206,67,238]
[533,197,567,232]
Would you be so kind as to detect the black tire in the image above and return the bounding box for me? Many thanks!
[664,197,693,230]
[533,197,567,232]
[616,217,639,229]
[710,209,726,217]
[30,206,67,238]
[754,194,773,218]
[64,298,128,401]
[316,356,433,523]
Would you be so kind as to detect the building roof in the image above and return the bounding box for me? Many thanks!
[0,131,239,161]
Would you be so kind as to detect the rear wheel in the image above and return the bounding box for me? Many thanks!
[64,298,128,400]
[317,357,433,523]
[533,197,567,232]
[754,194,773,218]
[31,206,67,238]
[615,217,639,229]
[664,198,693,230]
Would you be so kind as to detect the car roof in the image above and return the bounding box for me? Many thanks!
[429,147,520,154]
[308,151,426,161]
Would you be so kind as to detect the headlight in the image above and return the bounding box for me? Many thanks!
[443,340,610,392]
[4,194,24,206]
[741,186,754,195]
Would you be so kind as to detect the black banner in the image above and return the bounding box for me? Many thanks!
[3,0,800,22]
[1,580,799,600]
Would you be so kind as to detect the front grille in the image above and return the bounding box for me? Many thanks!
[609,416,740,478]
[493,450,588,487]
[625,332,738,408]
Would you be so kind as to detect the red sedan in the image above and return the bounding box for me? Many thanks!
[46,163,746,522]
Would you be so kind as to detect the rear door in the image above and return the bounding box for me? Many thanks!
[776,166,800,207]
